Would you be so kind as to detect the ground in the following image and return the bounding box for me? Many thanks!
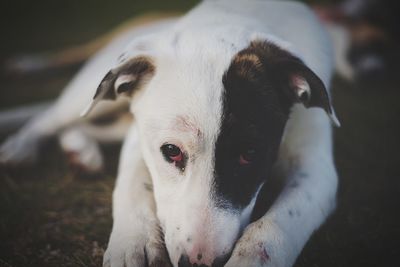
[1,1,399,267]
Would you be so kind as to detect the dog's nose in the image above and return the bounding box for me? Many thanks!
[178,254,197,267]
[178,254,229,267]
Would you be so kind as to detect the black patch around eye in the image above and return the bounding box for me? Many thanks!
[212,42,292,209]
[213,122,272,208]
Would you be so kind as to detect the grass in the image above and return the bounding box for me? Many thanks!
[0,144,119,267]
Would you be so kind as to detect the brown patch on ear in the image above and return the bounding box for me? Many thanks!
[230,51,264,83]
[232,53,262,68]
[81,56,155,117]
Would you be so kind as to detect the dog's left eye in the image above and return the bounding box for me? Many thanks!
[161,144,185,170]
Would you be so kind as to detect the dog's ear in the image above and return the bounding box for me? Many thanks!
[280,59,340,127]
[81,56,155,116]
[245,41,340,126]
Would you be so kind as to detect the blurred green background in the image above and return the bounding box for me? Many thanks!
[0,0,198,56]
[1,1,399,267]
[0,0,198,109]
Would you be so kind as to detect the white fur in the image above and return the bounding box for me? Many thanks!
[0,1,339,266]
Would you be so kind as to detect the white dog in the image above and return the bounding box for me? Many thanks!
[0,0,340,266]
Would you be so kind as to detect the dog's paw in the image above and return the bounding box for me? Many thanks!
[59,129,104,174]
[103,223,171,267]
[0,131,41,165]
[224,219,294,267]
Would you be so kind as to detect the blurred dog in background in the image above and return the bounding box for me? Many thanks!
[315,0,400,84]
[5,0,399,85]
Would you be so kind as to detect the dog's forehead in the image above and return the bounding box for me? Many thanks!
[139,37,245,139]
[140,68,224,149]
[173,115,200,134]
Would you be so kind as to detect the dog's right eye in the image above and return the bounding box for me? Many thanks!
[160,144,185,170]
[239,148,256,165]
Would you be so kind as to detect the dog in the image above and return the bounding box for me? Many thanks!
[0,0,340,266]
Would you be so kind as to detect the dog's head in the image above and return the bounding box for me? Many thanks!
[86,36,338,266]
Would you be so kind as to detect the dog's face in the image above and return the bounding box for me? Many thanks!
[90,38,336,266]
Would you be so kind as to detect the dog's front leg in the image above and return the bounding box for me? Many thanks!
[226,111,338,267]
[225,152,338,267]
[103,125,171,267]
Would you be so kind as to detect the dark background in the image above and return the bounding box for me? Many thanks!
[1,0,399,266]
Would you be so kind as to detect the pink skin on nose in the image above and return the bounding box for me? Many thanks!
[187,243,215,266]
[185,208,216,266]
